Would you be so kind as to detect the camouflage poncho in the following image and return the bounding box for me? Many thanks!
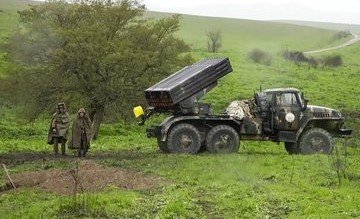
[47,103,70,144]
[68,108,92,149]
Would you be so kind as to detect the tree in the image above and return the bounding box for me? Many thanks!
[2,0,192,138]
[206,29,222,53]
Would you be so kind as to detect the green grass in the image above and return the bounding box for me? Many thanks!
[147,11,349,54]
[1,1,360,218]
[0,0,38,76]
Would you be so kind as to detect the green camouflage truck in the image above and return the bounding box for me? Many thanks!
[134,58,352,154]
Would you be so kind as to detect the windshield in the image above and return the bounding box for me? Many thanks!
[276,93,297,105]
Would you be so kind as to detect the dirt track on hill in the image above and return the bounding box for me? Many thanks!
[304,33,360,54]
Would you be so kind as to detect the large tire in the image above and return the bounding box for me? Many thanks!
[284,142,300,155]
[157,138,170,153]
[167,123,202,154]
[299,128,333,154]
[206,125,240,153]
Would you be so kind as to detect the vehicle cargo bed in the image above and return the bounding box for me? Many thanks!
[145,58,232,109]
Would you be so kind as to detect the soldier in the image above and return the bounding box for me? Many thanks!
[68,108,92,157]
[48,103,70,156]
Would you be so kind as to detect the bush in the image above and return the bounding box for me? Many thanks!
[282,49,320,68]
[248,49,272,66]
[282,50,308,64]
[333,30,351,40]
[323,55,343,67]
[307,57,319,68]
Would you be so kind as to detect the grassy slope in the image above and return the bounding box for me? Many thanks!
[147,11,350,53]
[0,0,38,76]
[273,20,360,34]
[1,2,360,218]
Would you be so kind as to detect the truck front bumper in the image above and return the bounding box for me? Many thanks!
[339,128,352,136]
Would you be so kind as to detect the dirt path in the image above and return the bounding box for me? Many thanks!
[1,160,166,195]
[304,33,360,54]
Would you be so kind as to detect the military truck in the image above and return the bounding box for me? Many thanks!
[134,58,352,154]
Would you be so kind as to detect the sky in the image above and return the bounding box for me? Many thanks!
[143,0,360,25]
[32,0,360,25]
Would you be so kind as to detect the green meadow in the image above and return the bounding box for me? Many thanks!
[0,1,359,218]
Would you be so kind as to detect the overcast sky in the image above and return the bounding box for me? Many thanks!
[143,0,360,25]
[33,0,360,24]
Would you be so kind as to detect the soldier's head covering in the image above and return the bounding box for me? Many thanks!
[77,108,88,118]
[57,102,66,110]
[78,108,86,114]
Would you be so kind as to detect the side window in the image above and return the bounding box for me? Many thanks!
[276,93,298,105]
[266,93,273,103]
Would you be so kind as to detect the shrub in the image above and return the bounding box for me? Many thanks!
[307,57,319,68]
[282,49,320,67]
[248,48,272,66]
[323,55,343,67]
[282,50,308,64]
[207,29,222,53]
[333,30,351,40]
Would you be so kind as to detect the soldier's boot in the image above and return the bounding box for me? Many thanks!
[61,143,66,156]
[53,144,59,156]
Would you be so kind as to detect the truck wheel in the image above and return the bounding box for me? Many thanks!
[206,125,240,153]
[157,138,170,153]
[299,128,333,154]
[167,123,201,154]
[284,142,300,155]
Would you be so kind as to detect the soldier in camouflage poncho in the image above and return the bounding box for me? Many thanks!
[48,103,70,156]
[68,108,92,157]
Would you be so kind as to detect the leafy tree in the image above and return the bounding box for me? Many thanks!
[1,0,192,138]
[206,29,222,53]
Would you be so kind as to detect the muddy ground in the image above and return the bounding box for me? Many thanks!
[1,159,165,195]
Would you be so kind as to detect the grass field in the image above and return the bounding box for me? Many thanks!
[274,20,360,34]
[146,11,352,54]
[1,1,360,218]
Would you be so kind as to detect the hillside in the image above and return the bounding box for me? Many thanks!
[1,1,360,218]
[273,19,360,34]
[0,0,38,76]
[0,0,36,40]
[146,11,347,53]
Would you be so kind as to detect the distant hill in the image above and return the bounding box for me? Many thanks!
[272,20,360,34]
[146,11,344,53]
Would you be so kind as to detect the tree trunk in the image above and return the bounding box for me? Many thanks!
[91,104,105,140]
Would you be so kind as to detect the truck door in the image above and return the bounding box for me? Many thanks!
[274,92,302,131]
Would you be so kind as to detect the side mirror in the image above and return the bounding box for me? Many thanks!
[303,99,309,111]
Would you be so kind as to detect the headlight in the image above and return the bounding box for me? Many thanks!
[333,110,342,117]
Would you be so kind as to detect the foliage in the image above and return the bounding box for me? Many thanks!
[248,48,272,66]
[323,54,343,67]
[282,49,308,64]
[1,0,192,137]
[206,29,222,53]
[333,30,351,40]
[281,49,344,68]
